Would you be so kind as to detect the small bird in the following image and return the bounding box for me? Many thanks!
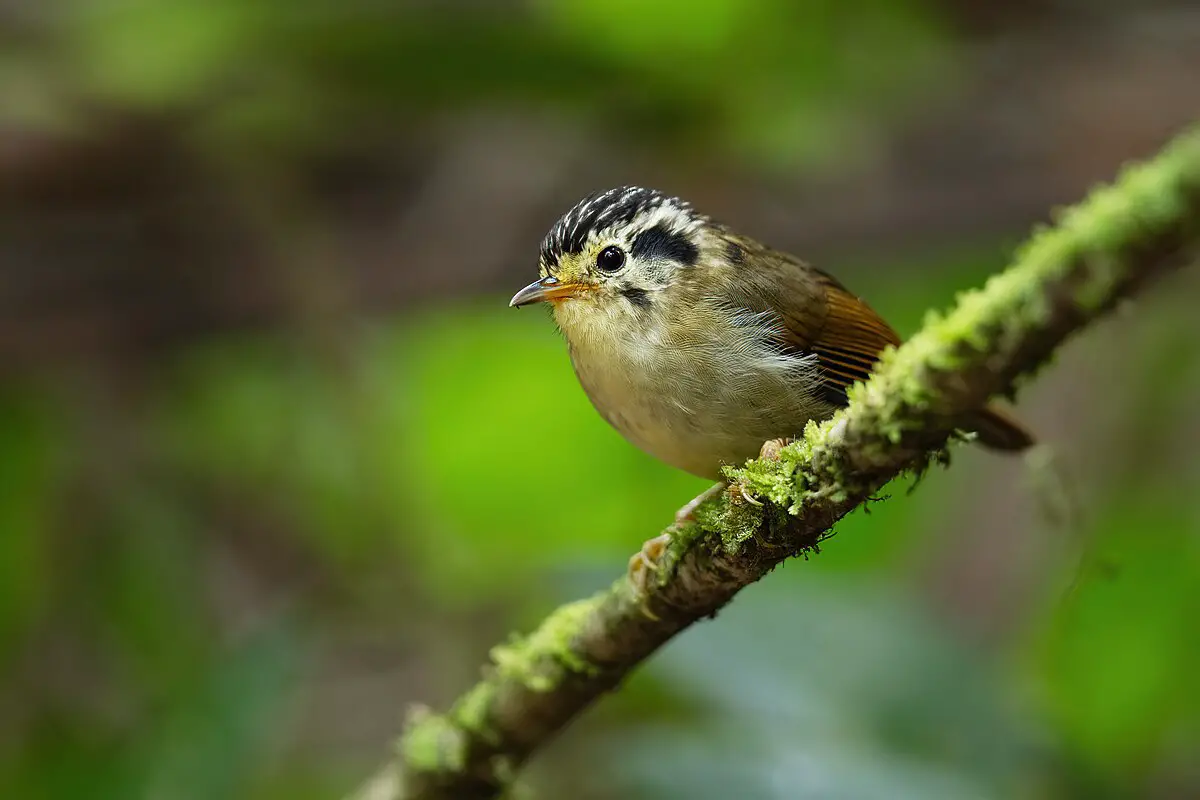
[511,186,1033,529]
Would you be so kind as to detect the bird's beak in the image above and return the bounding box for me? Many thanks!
[509,276,588,307]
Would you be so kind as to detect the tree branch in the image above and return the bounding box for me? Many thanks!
[350,126,1200,800]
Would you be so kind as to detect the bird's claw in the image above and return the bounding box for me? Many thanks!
[730,438,794,507]
[739,483,763,506]
[674,482,728,524]
[628,533,672,608]
[758,437,792,462]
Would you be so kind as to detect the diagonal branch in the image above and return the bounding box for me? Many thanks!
[350,126,1200,800]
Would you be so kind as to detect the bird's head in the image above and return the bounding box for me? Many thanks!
[510,187,712,329]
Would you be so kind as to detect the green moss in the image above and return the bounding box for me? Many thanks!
[488,754,517,786]
[660,520,706,565]
[708,500,769,554]
[703,418,868,554]
[401,707,467,773]
[451,682,499,743]
[489,594,604,692]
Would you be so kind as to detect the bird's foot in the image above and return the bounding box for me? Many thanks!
[674,481,728,524]
[628,479,729,600]
[758,437,794,462]
[732,438,796,507]
[627,532,672,600]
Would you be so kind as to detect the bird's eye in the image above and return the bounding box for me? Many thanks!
[595,245,626,272]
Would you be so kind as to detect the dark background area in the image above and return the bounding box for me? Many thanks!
[1,1,1198,798]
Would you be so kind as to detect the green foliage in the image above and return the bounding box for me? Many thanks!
[68,0,272,107]
[139,627,300,800]
[1031,493,1200,789]
[154,336,403,567]
[0,390,57,650]
[22,0,949,167]
[377,305,710,602]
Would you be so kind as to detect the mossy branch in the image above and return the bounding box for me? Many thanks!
[349,126,1200,800]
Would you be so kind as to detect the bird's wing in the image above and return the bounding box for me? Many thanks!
[802,268,901,406]
[723,242,901,407]
[715,237,1033,450]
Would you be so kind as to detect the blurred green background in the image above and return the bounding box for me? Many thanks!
[1,1,1198,798]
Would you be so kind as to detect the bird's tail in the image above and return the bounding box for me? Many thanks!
[966,405,1035,452]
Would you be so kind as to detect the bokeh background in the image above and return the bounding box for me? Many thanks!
[2,1,1199,798]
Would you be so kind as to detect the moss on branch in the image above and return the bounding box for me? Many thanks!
[350,126,1200,800]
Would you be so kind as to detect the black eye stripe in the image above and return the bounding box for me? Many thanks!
[630,224,699,266]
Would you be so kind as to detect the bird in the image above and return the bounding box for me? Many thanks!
[510,186,1033,567]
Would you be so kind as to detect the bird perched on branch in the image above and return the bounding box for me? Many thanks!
[511,187,1032,545]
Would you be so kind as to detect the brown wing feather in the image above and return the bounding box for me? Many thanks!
[807,269,901,406]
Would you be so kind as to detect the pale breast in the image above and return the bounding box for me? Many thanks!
[560,299,834,480]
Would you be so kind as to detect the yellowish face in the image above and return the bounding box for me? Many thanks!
[508,241,618,307]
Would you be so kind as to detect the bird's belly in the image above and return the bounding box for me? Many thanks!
[571,348,832,481]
